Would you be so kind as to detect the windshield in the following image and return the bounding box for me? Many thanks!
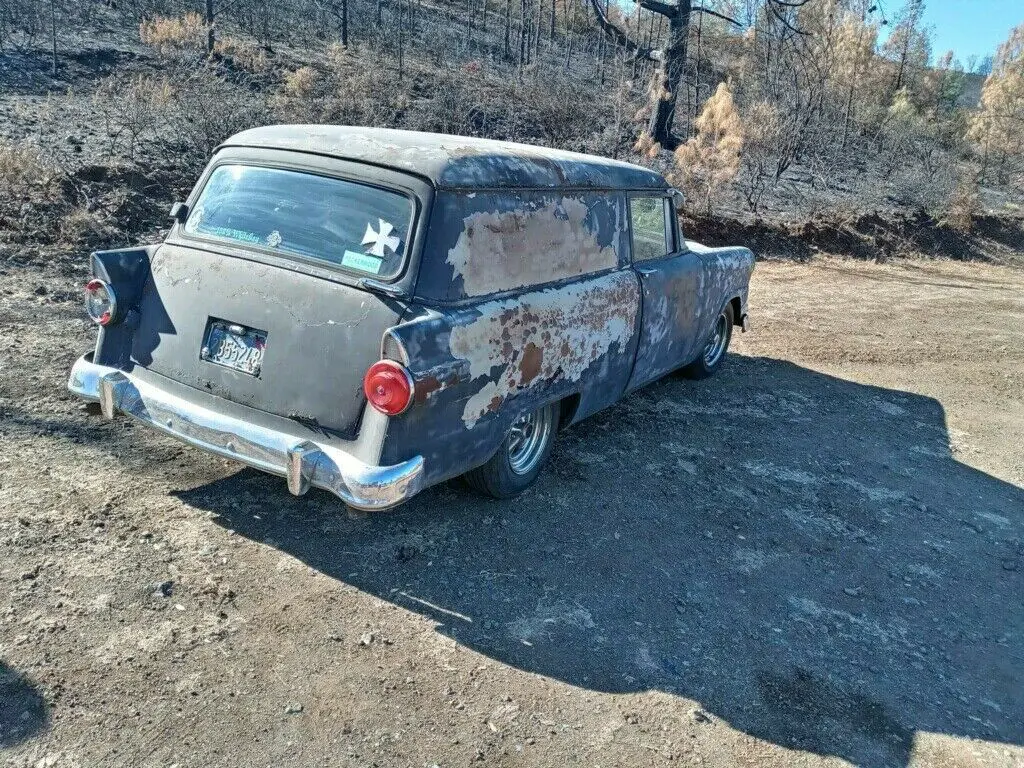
[183,164,413,278]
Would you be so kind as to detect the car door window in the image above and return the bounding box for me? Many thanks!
[630,196,672,263]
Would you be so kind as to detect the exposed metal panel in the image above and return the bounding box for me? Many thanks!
[417,190,629,302]
[381,270,641,484]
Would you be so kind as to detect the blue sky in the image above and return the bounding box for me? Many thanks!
[911,0,1022,64]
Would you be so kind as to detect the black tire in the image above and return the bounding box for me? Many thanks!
[463,402,559,499]
[683,302,734,379]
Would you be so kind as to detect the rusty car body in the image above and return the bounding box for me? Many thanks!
[68,126,754,509]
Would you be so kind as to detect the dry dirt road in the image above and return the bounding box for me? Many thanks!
[1,257,1022,768]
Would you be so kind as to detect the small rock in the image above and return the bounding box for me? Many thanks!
[359,632,374,646]
[154,580,173,598]
[33,285,48,296]
[327,632,344,642]
[843,587,863,597]
[689,708,710,723]
[19,567,39,581]
[284,702,303,714]
[677,459,697,475]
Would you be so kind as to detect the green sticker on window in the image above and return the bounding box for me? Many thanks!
[342,250,384,274]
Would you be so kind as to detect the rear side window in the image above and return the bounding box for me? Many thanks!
[184,165,413,278]
[629,196,671,263]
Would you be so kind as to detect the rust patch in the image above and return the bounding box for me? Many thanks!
[519,342,543,385]
[450,271,640,427]
[446,198,619,297]
[413,375,442,405]
[412,360,471,405]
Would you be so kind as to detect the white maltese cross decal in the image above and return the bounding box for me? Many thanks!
[362,218,401,257]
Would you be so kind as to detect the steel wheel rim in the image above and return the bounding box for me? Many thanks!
[507,407,554,475]
[703,312,729,367]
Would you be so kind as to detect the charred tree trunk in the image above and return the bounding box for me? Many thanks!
[205,0,215,54]
[648,5,689,148]
[50,0,58,75]
[587,0,795,149]
[504,0,512,58]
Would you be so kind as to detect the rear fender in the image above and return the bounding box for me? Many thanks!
[380,271,640,485]
[89,245,157,368]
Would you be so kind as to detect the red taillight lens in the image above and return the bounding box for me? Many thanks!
[363,360,414,416]
[84,279,117,326]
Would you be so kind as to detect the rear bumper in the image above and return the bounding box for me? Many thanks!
[67,354,424,510]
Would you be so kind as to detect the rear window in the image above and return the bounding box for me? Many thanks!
[183,164,413,278]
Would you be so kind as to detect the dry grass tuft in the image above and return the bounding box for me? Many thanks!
[139,13,206,54]
[0,143,57,202]
[215,36,270,74]
[283,66,318,98]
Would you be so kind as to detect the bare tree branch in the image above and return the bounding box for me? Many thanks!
[768,1,810,35]
[636,0,675,16]
[693,6,741,26]
[587,0,657,60]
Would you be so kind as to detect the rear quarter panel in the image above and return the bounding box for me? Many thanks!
[383,276,641,485]
[688,242,755,342]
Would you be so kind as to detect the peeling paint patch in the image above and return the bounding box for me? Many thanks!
[446,198,619,297]
[450,272,639,427]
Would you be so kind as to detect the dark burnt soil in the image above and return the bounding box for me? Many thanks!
[684,211,1024,265]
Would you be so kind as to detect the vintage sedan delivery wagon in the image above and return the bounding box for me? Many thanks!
[69,127,754,510]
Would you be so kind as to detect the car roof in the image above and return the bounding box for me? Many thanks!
[220,126,670,191]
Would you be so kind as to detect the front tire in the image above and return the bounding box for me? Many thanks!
[463,402,559,499]
[683,303,734,379]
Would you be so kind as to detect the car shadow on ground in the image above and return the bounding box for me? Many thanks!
[176,355,1022,768]
[0,661,49,748]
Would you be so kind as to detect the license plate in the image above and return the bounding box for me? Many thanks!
[201,320,267,376]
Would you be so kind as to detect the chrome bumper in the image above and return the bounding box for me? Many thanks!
[67,355,425,510]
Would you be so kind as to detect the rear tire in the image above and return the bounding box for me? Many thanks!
[683,303,734,379]
[463,402,559,499]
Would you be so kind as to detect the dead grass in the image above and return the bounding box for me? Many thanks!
[139,13,206,55]
[214,36,270,74]
[0,142,57,202]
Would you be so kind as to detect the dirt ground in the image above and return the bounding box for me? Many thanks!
[1,256,1022,768]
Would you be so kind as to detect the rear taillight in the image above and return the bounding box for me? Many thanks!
[84,279,117,326]
[363,360,414,416]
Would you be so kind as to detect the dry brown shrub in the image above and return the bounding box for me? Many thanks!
[214,36,269,74]
[139,13,205,54]
[326,42,349,70]
[274,56,408,127]
[943,172,981,232]
[283,66,318,97]
[968,23,1024,184]
[0,142,56,202]
[334,66,409,125]
[673,83,744,214]
[634,132,660,159]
